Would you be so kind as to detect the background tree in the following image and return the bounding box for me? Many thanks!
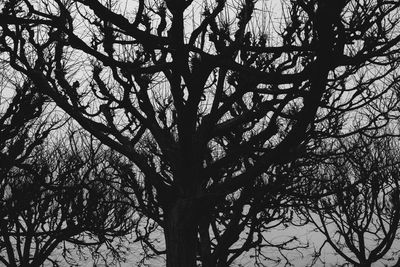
[1,130,137,267]
[298,134,400,267]
[0,81,137,266]
[1,0,400,266]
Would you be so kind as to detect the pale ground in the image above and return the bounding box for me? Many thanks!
[76,224,399,266]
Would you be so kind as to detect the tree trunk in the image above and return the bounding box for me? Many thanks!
[199,217,212,267]
[164,198,198,267]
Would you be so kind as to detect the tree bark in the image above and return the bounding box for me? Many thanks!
[164,198,198,267]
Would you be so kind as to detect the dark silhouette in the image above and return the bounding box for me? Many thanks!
[0,81,135,266]
[1,130,136,266]
[299,134,400,267]
[1,0,400,266]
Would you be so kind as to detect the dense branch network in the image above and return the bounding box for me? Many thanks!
[1,0,400,266]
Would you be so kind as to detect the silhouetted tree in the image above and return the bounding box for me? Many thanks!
[114,159,309,266]
[1,0,400,266]
[0,82,136,266]
[1,131,137,267]
[299,134,400,267]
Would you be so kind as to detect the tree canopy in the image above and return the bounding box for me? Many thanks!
[295,134,400,267]
[1,0,400,266]
[0,81,136,266]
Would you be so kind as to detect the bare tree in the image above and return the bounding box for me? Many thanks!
[298,134,400,267]
[1,0,400,266]
[1,130,137,267]
[0,81,136,266]
[114,158,310,266]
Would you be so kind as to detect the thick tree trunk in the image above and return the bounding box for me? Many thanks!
[164,198,198,267]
